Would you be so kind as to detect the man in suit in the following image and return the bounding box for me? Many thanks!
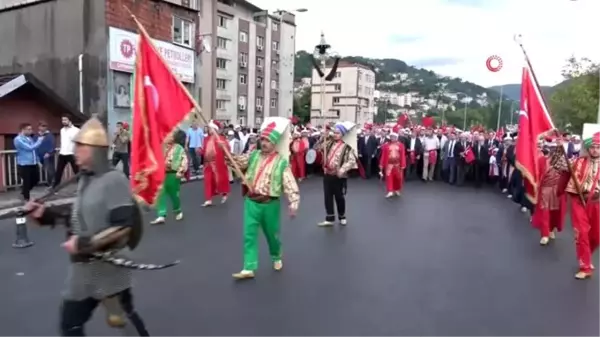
[358,128,379,179]
[442,132,460,184]
[472,135,489,187]
[405,129,423,181]
[456,133,470,186]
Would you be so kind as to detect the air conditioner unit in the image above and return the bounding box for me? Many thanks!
[257,83,263,88]
[238,104,246,111]
[240,61,247,67]
[257,45,263,51]
[256,105,263,112]
[275,51,280,56]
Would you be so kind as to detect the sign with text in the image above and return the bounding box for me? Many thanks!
[108,27,195,83]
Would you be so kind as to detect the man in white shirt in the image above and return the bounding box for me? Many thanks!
[422,129,440,181]
[53,116,80,187]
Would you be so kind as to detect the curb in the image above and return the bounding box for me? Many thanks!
[0,175,204,218]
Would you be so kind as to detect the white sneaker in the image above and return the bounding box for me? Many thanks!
[175,213,183,221]
[318,221,334,227]
[385,192,394,198]
[340,219,347,226]
[520,207,528,213]
[202,201,212,207]
[221,195,228,204]
[507,194,513,199]
[502,188,508,193]
[150,217,165,225]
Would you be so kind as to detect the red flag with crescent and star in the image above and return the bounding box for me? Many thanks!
[131,31,195,205]
[515,63,554,204]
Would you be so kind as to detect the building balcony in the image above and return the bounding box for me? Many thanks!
[216,90,232,101]
[216,47,233,59]
[217,26,234,40]
[216,69,233,80]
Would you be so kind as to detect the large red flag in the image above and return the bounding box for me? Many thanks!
[131,31,194,205]
[515,64,554,204]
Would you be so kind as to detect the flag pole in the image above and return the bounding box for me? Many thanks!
[513,34,586,205]
[124,7,248,185]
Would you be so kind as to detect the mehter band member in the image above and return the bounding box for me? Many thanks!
[226,117,300,280]
[317,121,358,227]
[150,132,189,225]
[532,138,566,245]
[555,132,600,280]
[379,125,406,198]
[200,120,230,206]
[23,117,152,336]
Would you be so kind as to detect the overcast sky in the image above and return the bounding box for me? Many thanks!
[250,0,598,87]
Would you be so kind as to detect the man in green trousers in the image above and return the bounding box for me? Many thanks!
[150,132,189,225]
[227,116,300,280]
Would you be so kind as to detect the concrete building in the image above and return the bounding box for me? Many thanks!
[199,0,296,127]
[310,61,376,125]
[0,0,201,135]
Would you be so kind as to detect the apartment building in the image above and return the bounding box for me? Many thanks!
[200,0,296,127]
[310,62,376,125]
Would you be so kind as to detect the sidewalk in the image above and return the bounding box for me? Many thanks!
[0,174,204,217]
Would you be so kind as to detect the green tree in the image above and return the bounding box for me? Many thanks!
[293,88,311,123]
[549,57,599,133]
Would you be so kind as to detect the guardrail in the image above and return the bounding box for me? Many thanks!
[0,150,74,191]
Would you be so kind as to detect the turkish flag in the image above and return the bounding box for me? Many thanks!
[131,32,195,205]
[397,113,409,127]
[422,115,434,128]
[516,64,554,204]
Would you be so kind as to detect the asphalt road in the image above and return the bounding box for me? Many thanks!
[0,178,598,336]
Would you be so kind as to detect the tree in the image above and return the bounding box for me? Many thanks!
[549,57,599,133]
[293,88,311,123]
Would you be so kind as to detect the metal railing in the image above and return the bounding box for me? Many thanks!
[0,150,75,191]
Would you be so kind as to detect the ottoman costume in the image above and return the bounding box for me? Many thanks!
[226,117,300,280]
[150,135,188,225]
[317,121,358,227]
[27,118,176,336]
[199,120,230,206]
[379,126,406,198]
[555,132,600,280]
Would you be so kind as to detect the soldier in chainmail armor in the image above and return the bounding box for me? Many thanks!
[24,117,149,336]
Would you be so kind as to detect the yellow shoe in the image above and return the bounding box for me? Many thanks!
[150,217,165,225]
[539,237,550,245]
[106,314,127,328]
[175,213,183,221]
[273,260,283,271]
[202,201,213,207]
[575,271,593,280]
[232,270,255,280]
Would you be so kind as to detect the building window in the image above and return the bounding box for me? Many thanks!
[272,60,279,68]
[273,23,279,31]
[172,16,194,48]
[239,31,248,42]
[238,95,247,106]
[239,52,248,63]
[216,99,227,109]
[217,37,228,49]
[216,58,227,69]
[216,79,227,90]
[257,77,263,86]
[271,80,277,89]
[257,36,264,47]
[270,98,277,108]
[255,117,262,124]
[333,97,340,104]
[240,74,247,84]
[257,57,263,68]
[218,15,228,28]
[256,97,263,107]
[334,84,341,92]
[272,41,279,51]
[335,71,341,78]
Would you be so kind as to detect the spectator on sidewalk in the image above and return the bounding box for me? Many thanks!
[112,121,130,177]
[185,122,204,174]
[36,121,56,187]
[14,123,44,201]
[53,116,79,187]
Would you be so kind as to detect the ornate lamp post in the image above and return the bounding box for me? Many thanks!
[312,33,340,124]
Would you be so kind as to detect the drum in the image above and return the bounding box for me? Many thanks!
[305,149,317,164]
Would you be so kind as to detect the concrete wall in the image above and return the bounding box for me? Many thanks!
[0,0,108,121]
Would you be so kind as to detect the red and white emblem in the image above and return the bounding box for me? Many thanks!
[120,39,135,59]
[486,55,503,72]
